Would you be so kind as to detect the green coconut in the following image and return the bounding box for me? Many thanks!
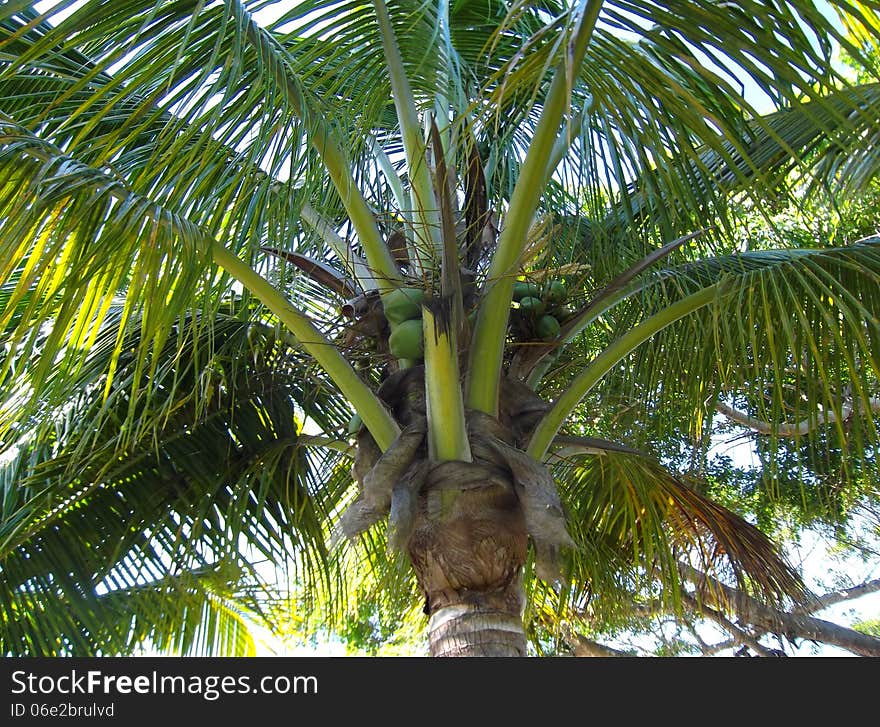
[389,318,424,360]
[518,296,546,316]
[513,281,541,301]
[382,287,425,325]
[536,314,561,341]
[544,280,568,304]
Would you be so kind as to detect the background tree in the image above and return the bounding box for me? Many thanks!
[551,173,880,657]
[1,0,880,656]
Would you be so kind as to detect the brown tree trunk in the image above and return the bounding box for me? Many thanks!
[340,370,567,657]
[427,588,528,657]
[682,564,880,657]
[562,625,630,657]
[407,462,530,657]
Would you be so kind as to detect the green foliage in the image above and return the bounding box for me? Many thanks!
[854,619,880,637]
[1,0,880,656]
[334,601,427,656]
[0,310,351,654]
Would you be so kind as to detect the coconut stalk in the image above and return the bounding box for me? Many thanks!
[372,0,441,268]
[466,0,604,416]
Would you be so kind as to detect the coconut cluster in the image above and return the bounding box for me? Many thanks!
[344,278,568,436]
[377,278,571,365]
[382,287,426,361]
[511,279,569,342]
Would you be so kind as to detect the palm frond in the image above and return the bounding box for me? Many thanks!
[578,238,880,490]
[0,310,355,654]
[534,82,880,292]
[0,127,215,444]
[0,3,302,248]
[548,448,807,619]
[0,122,398,448]
[1,559,264,656]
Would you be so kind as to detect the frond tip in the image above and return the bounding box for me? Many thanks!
[558,450,809,608]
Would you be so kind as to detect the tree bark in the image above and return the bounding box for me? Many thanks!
[795,578,880,613]
[681,564,880,657]
[428,598,528,657]
[562,625,630,657]
[407,464,530,657]
[680,593,783,656]
[715,397,880,437]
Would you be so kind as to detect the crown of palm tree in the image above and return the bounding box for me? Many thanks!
[1,0,879,655]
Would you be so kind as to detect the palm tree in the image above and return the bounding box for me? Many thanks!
[1,0,879,657]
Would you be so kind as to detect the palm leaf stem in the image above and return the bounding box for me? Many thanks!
[467,0,604,415]
[369,135,414,234]
[298,435,355,457]
[419,121,470,462]
[212,247,399,450]
[545,105,585,185]
[527,284,719,460]
[372,0,441,268]
[423,302,471,462]
[430,118,465,321]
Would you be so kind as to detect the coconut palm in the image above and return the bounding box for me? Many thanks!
[1,0,880,657]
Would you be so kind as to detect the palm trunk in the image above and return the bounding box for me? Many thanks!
[428,597,527,657]
[406,461,530,657]
[341,369,566,657]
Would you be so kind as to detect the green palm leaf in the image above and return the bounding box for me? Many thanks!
[0,309,354,655]
[546,447,806,618]
[541,239,880,499]
[636,240,878,427]
[2,558,263,656]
